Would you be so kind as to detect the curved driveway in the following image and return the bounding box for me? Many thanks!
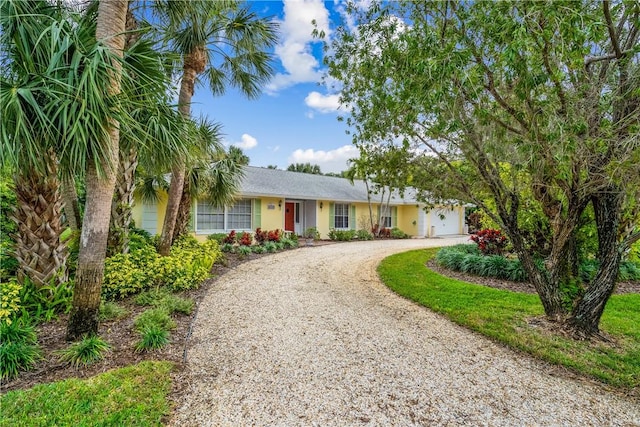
[170,238,640,426]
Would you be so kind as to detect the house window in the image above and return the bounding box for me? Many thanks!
[196,199,251,232]
[334,203,350,229]
[227,199,252,230]
[380,213,392,228]
[197,201,224,230]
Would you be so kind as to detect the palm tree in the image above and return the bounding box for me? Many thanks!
[172,119,245,241]
[67,0,131,340]
[154,0,278,256]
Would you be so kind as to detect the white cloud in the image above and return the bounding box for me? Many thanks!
[266,0,331,94]
[304,91,345,113]
[288,144,358,173]
[231,134,258,150]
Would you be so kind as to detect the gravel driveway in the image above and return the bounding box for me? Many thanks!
[169,238,640,426]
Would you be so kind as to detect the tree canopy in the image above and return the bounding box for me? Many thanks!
[326,0,640,336]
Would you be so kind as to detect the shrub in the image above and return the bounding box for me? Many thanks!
[328,229,356,241]
[0,279,21,324]
[267,229,281,242]
[390,228,409,239]
[222,230,237,244]
[221,243,234,253]
[207,233,228,244]
[103,250,155,300]
[356,229,373,240]
[252,245,266,254]
[281,238,297,249]
[470,229,508,255]
[135,326,170,352]
[237,245,252,257]
[0,319,41,380]
[264,242,277,253]
[134,308,176,332]
[57,335,110,369]
[18,278,74,321]
[238,232,253,246]
[254,227,268,244]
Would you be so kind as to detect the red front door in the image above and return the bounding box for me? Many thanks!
[284,202,295,232]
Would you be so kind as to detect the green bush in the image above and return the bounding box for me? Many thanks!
[220,243,234,253]
[0,320,42,380]
[57,335,110,369]
[263,242,277,253]
[330,229,356,241]
[18,278,74,322]
[237,245,252,256]
[135,326,170,352]
[435,246,528,282]
[207,233,228,244]
[281,238,298,249]
[0,279,21,324]
[252,245,266,254]
[356,229,373,240]
[390,228,409,239]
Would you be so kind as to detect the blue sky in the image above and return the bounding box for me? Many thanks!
[190,0,359,173]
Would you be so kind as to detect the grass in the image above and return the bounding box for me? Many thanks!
[378,248,640,391]
[57,335,111,369]
[0,361,173,427]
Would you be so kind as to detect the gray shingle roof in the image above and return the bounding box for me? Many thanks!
[240,166,417,204]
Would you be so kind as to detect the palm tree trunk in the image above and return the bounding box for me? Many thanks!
[158,58,199,256]
[11,151,68,290]
[108,147,138,256]
[172,180,192,242]
[61,174,82,231]
[107,4,141,257]
[67,0,128,341]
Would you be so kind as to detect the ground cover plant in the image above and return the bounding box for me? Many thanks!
[378,248,640,393]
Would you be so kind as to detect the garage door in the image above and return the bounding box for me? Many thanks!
[429,207,460,236]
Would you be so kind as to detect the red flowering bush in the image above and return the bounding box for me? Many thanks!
[222,230,237,244]
[267,229,281,242]
[254,228,268,244]
[470,228,508,255]
[238,232,252,246]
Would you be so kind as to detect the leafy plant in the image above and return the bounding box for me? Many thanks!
[57,335,110,369]
[470,229,508,255]
[263,242,277,253]
[356,229,373,240]
[222,230,237,244]
[254,227,268,244]
[135,326,170,352]
[0,279,21,324]
[221,243,234,253]
[251,245,266,254]
[207,233,228,244]
[328,229,356,241]
[98,301,128,321]
[267,229,281,242]
[281,238,297,249]
[0,321,42,380]
[238,232,253,246]
[390,227,409,239]
[303,227,319,239]
[18,278,74,322]
[237,245,252,257]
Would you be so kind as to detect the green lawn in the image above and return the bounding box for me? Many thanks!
[0,361,173,427]
[378,248,640,391]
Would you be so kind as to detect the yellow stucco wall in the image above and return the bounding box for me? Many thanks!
[259,197,285,231]
[398,204,420,236]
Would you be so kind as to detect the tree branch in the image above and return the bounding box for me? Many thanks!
[603,0,623,58]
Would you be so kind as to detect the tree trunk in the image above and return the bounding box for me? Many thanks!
[67,0,127,341]
[61,174,82,231]
[10,152,68,290]
[569,189,623,337]
[107,148,138,256]
[158,60,198,256]
[172,180,192,242]
[106,4,140,257]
